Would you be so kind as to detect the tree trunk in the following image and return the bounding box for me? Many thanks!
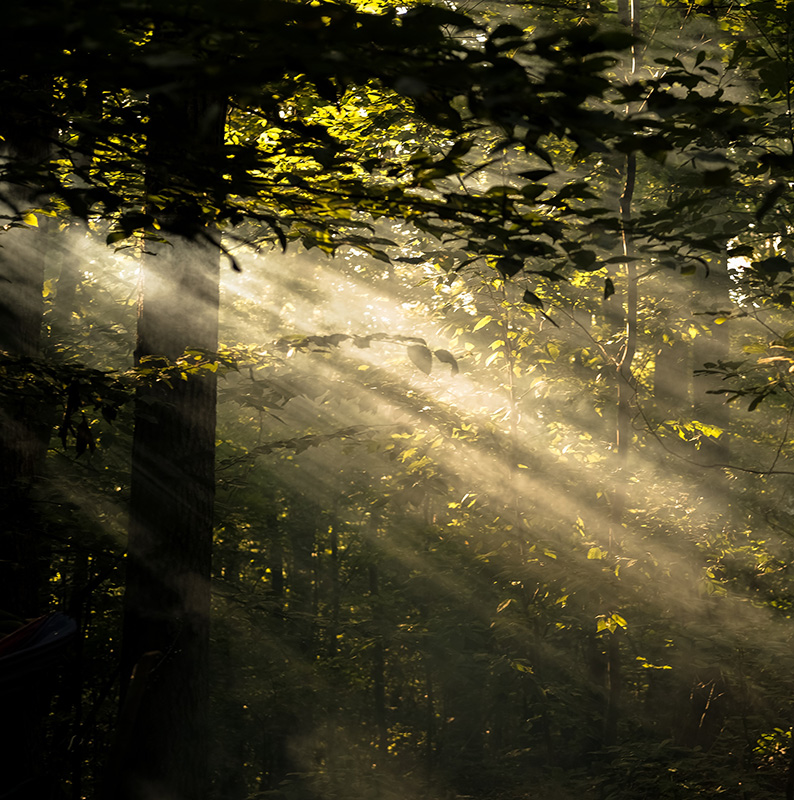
[369,563,388,758]
[0,96,63,800]
[110,88,225,800]
[602,0,640,752]
[0,125,52,620]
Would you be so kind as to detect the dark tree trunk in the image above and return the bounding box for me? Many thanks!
[692,251,733,464]
[327,523,340,659]
[289,500,317,655]
[109,88,225,800]
[369,563,388,757]
[603,629,622,748]
[0,129,52,620]
[114,234,219,800]
[0,97,63,800]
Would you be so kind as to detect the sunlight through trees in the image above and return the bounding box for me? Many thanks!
[3,1,794,799]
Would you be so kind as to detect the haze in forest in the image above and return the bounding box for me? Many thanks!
[4,1,794,800]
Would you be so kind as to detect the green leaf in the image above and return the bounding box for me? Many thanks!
[106,230,128,245]
[611,613,627,629]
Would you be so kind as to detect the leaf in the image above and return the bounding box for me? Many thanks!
[473,315,493,332]
[604,277,615,300]
[433,349,459,375]
[497,257,524,278]
[572,249,598,269]
[522,290,544,309]
[407,345,432,375]
[757,255,791,275]
[75,417,95,457]
[496,598,513,613]
[23,212,38,227]
[756,182,786,221]
[106,230,128,245]
[748,394,766,411]
[516,169,555,181]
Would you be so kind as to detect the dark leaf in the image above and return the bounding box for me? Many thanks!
[756,182,786,221]
[748,394,766,412]
[433,349,459,375]
[757,255,791,275]
[497,257,524,278]
[522,290,544,309]
[75,417,95,456]
[604,277,615,299]
[407,344,433,375]
[516,169,555,180]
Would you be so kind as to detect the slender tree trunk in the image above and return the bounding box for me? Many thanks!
[369,562,388,757]
[615,151,637,464]
[602,0,640,752]
[692,249,733,463]
[289,500,317,655]
[327,523,340,659]
[424,660,436,784]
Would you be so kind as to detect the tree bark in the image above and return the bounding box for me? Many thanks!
[0,120,52,620]
[111,88,225,800]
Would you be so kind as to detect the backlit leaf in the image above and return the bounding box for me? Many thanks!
[407,344,432,375]
[433,349,459,375]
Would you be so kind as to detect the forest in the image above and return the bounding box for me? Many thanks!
[3,0,794,798]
